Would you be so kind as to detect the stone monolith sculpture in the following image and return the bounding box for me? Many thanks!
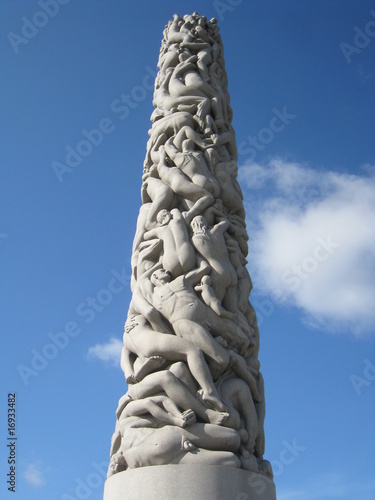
[103,12,276,500]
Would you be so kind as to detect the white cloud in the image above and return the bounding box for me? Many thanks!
[277,473,375,499]
[278,491,309,500]
[23,462,46,487]
[87,337,122,366]
[239,158,375,335]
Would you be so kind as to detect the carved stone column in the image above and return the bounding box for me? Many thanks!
[104,12,276,500]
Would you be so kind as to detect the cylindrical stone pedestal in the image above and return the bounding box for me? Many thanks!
[104,465,276,500]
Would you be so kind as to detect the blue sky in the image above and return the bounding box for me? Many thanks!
[1,1,375,499]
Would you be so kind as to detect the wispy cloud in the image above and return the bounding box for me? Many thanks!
[239,158,375,336]
[278,472,375,499]
[87,337,122,366]
[278,491,308,500]
[23,462,46,487]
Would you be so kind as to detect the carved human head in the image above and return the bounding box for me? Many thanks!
[198,16,207,27]
[204,147,220,168]
[151,269,172,286]
[191,215,208,235]
[182,139,194,152]
[179,51,190,62]
[157,209,171,226]
[201,275,212,286]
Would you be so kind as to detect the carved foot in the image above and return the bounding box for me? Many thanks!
[134,355,166,381]
[180,409,197,427]
[125,374,139,385]
[107,451,126,478]
[206,409,230,426]
[199,389,227,413]
[116,394,133,419]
